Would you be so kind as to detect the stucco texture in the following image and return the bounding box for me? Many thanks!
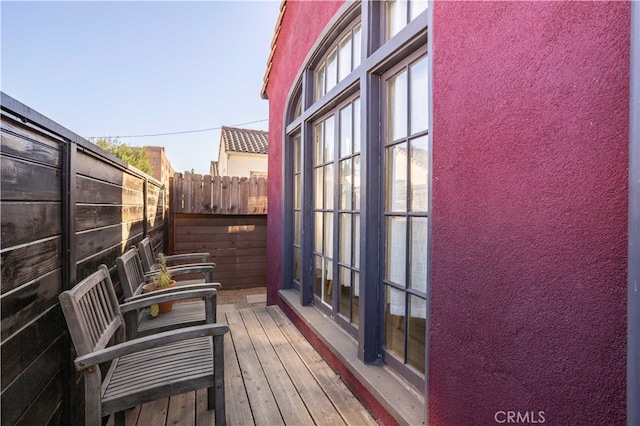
[429,1,630,424]
[264,0,345,305]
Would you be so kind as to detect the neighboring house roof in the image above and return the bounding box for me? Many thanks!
[221,126,269,155]
[261,0,287,99]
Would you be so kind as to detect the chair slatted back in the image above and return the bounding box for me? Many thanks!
[115,247,147,300]
[59,265,124,356]
[137,236,158,274]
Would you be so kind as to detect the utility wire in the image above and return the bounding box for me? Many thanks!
[87,118,268,139]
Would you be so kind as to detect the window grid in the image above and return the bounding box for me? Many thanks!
[383,53,429,375]
[385,0,428,41]
[314,117,335,307]
[284,0,430,389]
[316,22,362,101]
[337,97,361,325]
[292,133,302,285]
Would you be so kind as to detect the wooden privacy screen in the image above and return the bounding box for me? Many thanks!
[172,173,267,215]
[169,173,268,290]
[1,93,165,425]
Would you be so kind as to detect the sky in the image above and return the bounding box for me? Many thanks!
[1,0,281,175]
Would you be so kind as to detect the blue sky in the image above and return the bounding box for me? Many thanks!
[1,0,281,174]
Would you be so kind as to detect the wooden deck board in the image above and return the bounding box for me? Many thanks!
[107,305,378,425]
[254,307,346,426]
[267,306,378,426]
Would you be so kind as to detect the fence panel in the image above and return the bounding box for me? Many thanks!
[0,93,166,425]
[172,172,267,215]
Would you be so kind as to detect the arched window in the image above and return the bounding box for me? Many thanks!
[282,0,430,389]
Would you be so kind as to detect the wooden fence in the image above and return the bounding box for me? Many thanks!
[171,172,267,215]
[169,173,268,290]
[1,92,166,425]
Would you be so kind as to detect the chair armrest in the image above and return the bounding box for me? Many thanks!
[164,253,210,264]
[120,288,218,312]
[74,323,229,370]
[168,264,216,276]
[125,283,222,303]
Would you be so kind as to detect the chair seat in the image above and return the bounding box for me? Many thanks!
[137,300,207,336]
[102,336,214,416]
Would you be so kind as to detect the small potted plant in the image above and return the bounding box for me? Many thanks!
[144,253,177,316]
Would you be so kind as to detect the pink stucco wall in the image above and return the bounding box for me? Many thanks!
[430,1,629,424]
[265,0,345,305]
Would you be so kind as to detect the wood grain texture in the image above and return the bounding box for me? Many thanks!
[225,310,284,426]
[239,308,315,426]
[172,173,267,214]
[105,305,379,426]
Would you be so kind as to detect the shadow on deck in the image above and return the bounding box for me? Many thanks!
[108,298,377,425]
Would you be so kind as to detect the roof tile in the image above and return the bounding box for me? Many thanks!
[221,126,268,154]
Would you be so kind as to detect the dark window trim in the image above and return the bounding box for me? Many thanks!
[279,0,432,393]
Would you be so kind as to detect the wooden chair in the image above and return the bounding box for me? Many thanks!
[116,247,221,338]
[138,236,216,282]
[59,265,227,426]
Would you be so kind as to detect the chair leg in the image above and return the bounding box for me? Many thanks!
[211,334,225,426]
[114,411,125,426]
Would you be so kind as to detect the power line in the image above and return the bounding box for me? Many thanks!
[87,118,269,139]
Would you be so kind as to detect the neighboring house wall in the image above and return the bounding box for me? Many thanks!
[264,1,630,425]
[217,127,268,178]
[144,146,174,190]
[225,153,268,178]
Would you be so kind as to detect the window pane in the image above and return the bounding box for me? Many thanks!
[323,259,333,306]
[338,33,352,82]
[352,271,360,325]
[353,155,360,210]
[410,136,429,212]
[386,216,407,286]
[353,98,361,153]
[314,122,323,165]
[324,212,334,258]
[324,163,334,209]
[316,63,325,99]
[315,168,323,209]
[315,212,323,253]
[353,24,362,69]
[387,70,408,142]
[407,296,426,374]
[326,48,338,92]
[409,217,428,293]
[294,247,301,282]
[410,56,429,134]
[294,135,301,173]
[340,104,353,157]
[387,143,408,212]
[294,97,302,119]
[340,213,352,264]
[294,174,301,209]
[325,116,335,162]
[294,211,301,245]
[315,255,323,298]
[385,286,406,358]
[340,159,352,210]
[410,0,428,21]
[353,213,360,268]
[339,266,351,318]
[386,0,408,40]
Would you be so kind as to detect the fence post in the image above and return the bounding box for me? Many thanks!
[61,139,77,425]
[143,178,149,238]
[168,176,175,255]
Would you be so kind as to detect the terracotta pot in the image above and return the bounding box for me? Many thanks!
[157,280,177,313]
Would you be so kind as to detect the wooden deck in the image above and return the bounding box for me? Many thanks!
[108,305,377,425]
